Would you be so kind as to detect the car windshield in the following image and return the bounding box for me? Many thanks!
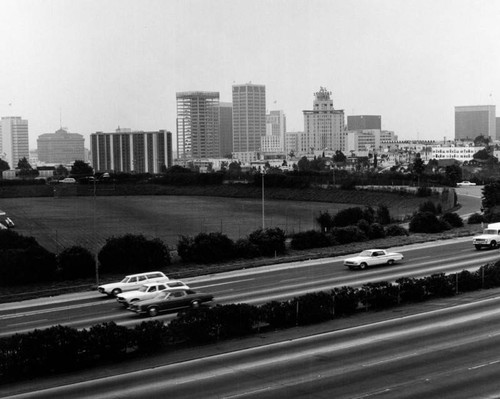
[137,286,148,292]
[120,277,130,283]
[359,250,373,257]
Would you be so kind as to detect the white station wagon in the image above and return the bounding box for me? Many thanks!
[98,271,169,297]
[116,280,190,306]
[344,249,404,270]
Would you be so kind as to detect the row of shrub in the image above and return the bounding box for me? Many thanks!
[3,260,500,383]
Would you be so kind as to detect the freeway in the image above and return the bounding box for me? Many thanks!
[1,236,500,337]
[4,291,500,398]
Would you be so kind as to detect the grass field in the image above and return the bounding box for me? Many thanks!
[0,193,424,254]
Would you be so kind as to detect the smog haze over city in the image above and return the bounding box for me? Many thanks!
[1,0,499,148]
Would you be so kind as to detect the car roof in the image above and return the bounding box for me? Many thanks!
[142,280,184,287]
[125,271,164,278]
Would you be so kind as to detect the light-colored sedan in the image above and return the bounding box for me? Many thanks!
[116,280,190,306]
[344,249,404,270]
[456,181,476,186]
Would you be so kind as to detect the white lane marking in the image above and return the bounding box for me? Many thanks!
[0,301,112,320]
[469,360,500,370]
[9,319,48,327]
[363,353,418,367]
[354,389,391,398]
[194,278,255,289]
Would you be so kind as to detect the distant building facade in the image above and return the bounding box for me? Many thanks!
[285,131,300,156]
[90,128,172,173]
[37,128,85,165]
[455,105,496,140]
[263,110,286,153]
[232,83,266,153]
[0,116,29,169]
[219,102,233,158]
[176,91,220,159]
[347,115,381,130]
[301,87,345,153]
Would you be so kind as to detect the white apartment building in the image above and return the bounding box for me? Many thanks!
[430,145,484,161]
[301,87,345,153]
[264,110,286,153]
[0,116,29,169]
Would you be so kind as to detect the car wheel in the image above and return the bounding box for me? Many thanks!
[359,262,367,270]
[148,307,159,317]
[111,288,122,296]
[192,300,200,308]
[491,241,497,249]
[387,259,395,265]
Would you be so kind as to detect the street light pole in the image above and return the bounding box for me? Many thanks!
[261,171,265,229]
[93,174,99,287]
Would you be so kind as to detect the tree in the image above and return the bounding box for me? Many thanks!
[71,160,93,176]
[17,157,37,178]
[55,165,69,177]
[333,150,346,163]
[445,164,462,184]
[474,135,490,147]
[0,158,9,172]
[297,156,310,171]
[411,154,425,177]
[228,161,242,176]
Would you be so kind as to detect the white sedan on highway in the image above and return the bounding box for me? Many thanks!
[116,280,190,306]
[344,249,404,270]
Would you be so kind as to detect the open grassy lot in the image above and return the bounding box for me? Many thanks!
[0,192,422,254]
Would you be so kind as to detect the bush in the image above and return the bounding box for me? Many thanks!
[418,200,438,214]
[259,300,296,329]
[290,230,334,250]
[295,292,334,325]
[422,273,455,298]
[86,322,130,360]
[133,320,170,353]
[98,234,170,274]
[0,246,57,285]
[396,277,426,303]
[467,213,485,224]
[416,186,432,197]
[333,207,365,227]
[360,282,399,310]
[440,212,464,228]
[409,211,445,233]
[385,224,409,236]
[57,246,95,280]
[234,238,261,259]
[189,232,235,264]
[316,211,335,232]
[332,286,359,316]
[376,204,391,225]
[248,227,286,256]
[356,219,370,234]
[368,223,386,239]
[331,226,367,244]
[0,229,39,250]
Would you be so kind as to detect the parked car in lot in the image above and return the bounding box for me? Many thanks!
[344,249,404,270]
[456,181,476,186]
[116,280,190,306]
[60,177,77,184]
[127,289,214,317]
[98,271,169,296]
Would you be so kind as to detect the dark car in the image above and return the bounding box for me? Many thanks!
[127,289,214,317]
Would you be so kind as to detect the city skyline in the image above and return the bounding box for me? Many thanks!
[1,0,500,149]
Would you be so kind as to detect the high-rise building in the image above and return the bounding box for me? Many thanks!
[301,87,345,153]
[264,110,286,153]
[347,115,381,130]
[90,128,172,173]
[176,92,220,159]
[0,116,29,169]
[455,105,496,140]
[219,102,233,158]
[37,128,85,165]
[232,83,266,153]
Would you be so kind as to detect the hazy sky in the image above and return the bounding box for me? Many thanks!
[1,0,500,149]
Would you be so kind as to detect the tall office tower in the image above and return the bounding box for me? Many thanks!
[219,102,233,158]
[455,105,496,140]
[37,128,85,165]
[232,83,266,152]
[265,110,286,153]
[0,116,29,169]
[90,128,172,173]
[347,115,381,130]
[176,92,220,159]
[301,87,345,153]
